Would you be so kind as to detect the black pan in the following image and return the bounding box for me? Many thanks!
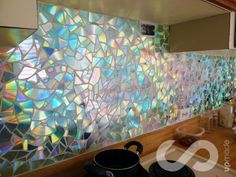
[84,141,143,177]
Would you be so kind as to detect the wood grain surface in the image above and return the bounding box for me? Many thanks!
[207,0,236,11]
[18,113,236,177]
[176,126,236,170]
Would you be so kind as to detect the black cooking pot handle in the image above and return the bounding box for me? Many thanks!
[84,162,114,177]
[124,141,143,155]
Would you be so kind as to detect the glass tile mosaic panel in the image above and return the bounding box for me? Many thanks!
[0,2,236,176]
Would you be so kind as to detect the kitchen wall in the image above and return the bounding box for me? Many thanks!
[0,2,235,176]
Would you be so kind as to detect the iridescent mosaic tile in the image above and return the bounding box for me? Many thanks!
[0,2,235,177]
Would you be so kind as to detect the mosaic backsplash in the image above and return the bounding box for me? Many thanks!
[0,3,236,176]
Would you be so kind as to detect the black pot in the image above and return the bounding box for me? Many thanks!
[84,141,143,177]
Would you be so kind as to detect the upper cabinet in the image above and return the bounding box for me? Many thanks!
[169,12,235,52]
[39,0,227,25]
[169,1,236,52]
[0,0,38,50]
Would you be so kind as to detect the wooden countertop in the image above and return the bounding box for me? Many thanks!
[18,117,236,177]
[175,127,236,170]
[19,117,200,177]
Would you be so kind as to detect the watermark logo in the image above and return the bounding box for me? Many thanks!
[156,140,218,172]
[223,140,231,172]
